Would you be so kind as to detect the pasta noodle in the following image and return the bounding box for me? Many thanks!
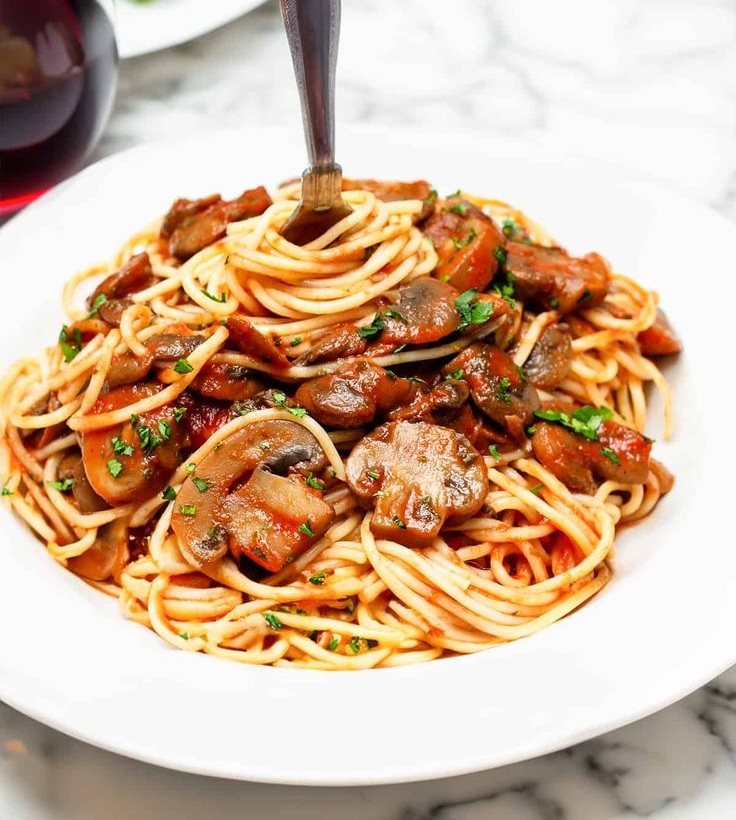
[0,180,676,670]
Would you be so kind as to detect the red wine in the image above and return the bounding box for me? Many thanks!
[0,0,117,214]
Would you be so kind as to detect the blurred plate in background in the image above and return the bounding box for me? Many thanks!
[117,0,268,59]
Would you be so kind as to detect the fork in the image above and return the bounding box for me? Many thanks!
[279,0,353,246]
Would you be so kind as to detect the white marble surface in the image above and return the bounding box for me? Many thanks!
[4,0,736,816]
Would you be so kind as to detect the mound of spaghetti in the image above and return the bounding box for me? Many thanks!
[0,178,680,669]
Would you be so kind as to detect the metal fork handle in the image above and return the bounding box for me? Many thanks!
[280,0,341,176]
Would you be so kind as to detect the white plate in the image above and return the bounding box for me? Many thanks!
[0,127,734,786]
[116,0,267,59]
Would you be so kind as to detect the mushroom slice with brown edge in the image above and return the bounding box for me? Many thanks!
[294,360,419,429]
[521,323,573,390]
[171,419,332,571]
[346,420,489,548]
[67,517,129,581]
[443,342,540,441]
[80,383,185,505]
[87,252,157,327]
[225,467,334,572]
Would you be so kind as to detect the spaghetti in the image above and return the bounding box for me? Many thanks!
[0,180,677,669]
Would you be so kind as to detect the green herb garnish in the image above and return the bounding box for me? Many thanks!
[298,520,315,537]
[107,459,123,478]
[173,358,194,374]
[534,405,613,441]
[455,288,494,331]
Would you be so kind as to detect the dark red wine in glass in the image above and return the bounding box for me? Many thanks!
[0,0,117,215]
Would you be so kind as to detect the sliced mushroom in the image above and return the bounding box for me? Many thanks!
[226,314,292,369]
[80,383,185,505]
[106,331,207,388]
[388,379,469,424]
[637,309,681,357]
[346,420,489,547]
[294,360,419,429]
[88,253,157,327]
[171,419,330,570]
[423,198,506,292]
[163,187,272,261]
[443,342,540,439]
[67,517,129,581]
[296,324,367,366]
[57,452,109,512]
[342,178,434,222]
[521,323,573,390]
[530,419,652,494]
[504,241,609,314]
[380,278,460,345]
[189,361,265,402]
[225,467,334,572]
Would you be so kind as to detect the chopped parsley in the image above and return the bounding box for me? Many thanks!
[259,440,271,451]
[263,611,283,630]
[192,476,208,493]
[130,413,140,427]
[47,477,73,492]
[452,228,477,250]
[494,245,508,266]
[366,470,380,481]
[161,486,177,501]
[455,288,494,331]
[290,336,302,347]
[347,637,378,654]
[173,406,187,422]
[488,444,501,460]
[298,520,315,537]
[601,446,621,465]
[111,436,135,457]
[549,297,559,309]
[272,391,307,418]
[200,288,227,303]
[59,326,82,363]
[526,425,537,436]
[178,504,197,516]
[529,483,544,495]
[492,271,517,309]
[327,636,340,651]
[501,218,521,238]
[179,632,189,640]
[444,368,464,381]
[357,313,385,338]
[107,459,123,478]
[534,405,613,441]
[186,462,196,474]
[1,478,12,497]
[173,358,194,374]
[157,420,171,441]
[449,202,468,216]
[425,188,438,205]
[495,376,513,404]
[384,308,405,321]
[392,515,407,529]
[306,473,325,491]
[86,293,108,318]
[308,571,327,586]
[136,424,162,454]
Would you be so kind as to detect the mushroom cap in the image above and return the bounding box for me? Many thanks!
[346,420,489,548]
[171,419,329,568]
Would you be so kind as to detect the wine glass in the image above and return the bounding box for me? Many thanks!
[0,0,118,216]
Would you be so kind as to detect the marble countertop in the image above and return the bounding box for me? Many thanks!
[3,0,736,816]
